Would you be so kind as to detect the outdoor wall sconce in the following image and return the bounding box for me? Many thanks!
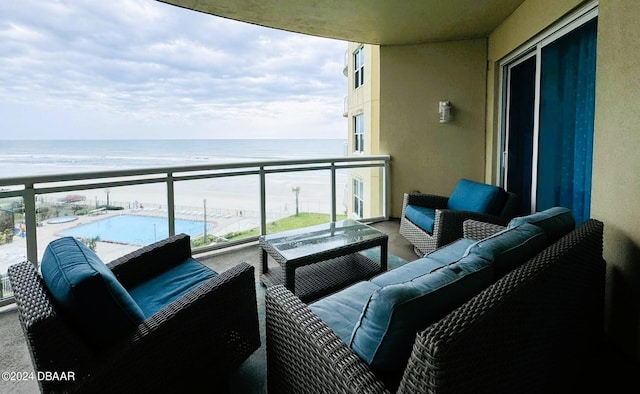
[439,101,452,123]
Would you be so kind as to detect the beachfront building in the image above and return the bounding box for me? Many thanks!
[344,43,384,219]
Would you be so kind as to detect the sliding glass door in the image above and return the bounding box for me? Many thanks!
[504,54,536,216]
[501,11,597,225]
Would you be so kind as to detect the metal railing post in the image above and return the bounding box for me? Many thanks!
[259,167,267,235]
[24,185,38,265]
[167,172,176,236]
[331,162,337,222]
[384,160,391,220]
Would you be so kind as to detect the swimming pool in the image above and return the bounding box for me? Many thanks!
[61,215,210,245]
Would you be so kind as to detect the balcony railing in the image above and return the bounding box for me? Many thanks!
[0,155,390,290]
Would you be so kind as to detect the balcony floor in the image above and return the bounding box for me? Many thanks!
[0,219,417,394]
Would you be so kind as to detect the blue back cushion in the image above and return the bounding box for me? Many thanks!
[404,205,435,233]
[507,206,575,243]
[40,237,145,347]
[129,257,218,318]
[425,237,476,264]
[464,223,547,276]
[370,256,445,287]
[349,254,494,389]
[447,178,507,215]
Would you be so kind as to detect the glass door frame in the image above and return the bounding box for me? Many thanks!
[497,1,599,214]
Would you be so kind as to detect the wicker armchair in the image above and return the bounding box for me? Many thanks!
[8,234,260,394]
[399,180,517,256]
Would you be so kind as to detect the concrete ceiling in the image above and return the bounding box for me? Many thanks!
[159,0,526,45]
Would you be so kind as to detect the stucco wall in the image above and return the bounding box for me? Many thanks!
[379,39,488,217]
[591,0,640,359]
[487,0,640,359]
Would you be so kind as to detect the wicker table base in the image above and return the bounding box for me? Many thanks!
[261,252,381,302]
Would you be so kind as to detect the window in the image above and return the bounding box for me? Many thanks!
[354,114,364,153]
[354,46,364,89]
[353,178,364,218]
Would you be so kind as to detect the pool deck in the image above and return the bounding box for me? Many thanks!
[0,206,262,270]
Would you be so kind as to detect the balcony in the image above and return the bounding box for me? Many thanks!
[0,155,390,305]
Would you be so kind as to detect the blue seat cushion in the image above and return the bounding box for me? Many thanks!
[349,254,494,389]
[447,178,507,215]
[508,206,575,243]
[404,205,435,233]
[309,281,381,344]
[464,223,547,276]
[129,257,218,318]
[40,237,145,347]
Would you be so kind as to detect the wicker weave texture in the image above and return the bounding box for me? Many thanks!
[399,218,605,393]
[266,219,605,394]
[8,234,260,393]
[266,285,390,394]
[462,219,506,240]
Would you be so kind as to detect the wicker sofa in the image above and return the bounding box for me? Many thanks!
[8,234,260,393]
[266,209,605,393]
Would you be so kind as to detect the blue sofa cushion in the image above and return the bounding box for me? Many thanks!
[464,223,547,276]
[349,254,494,389]
[129,257,218,318]
[404,205,435,233]
[447,178,507,216]
[508,206,575,243]
[40,237,145,347]
[309,281,381,344]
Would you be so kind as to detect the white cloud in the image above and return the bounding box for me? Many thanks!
[0,0,348,139]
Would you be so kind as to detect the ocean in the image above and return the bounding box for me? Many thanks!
[0,138,352,219]
[0,139,353,275]
[0,139,347,178]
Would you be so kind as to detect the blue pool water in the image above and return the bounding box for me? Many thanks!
[61,215,210,245]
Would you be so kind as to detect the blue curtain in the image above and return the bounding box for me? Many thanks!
[537,18,597,225]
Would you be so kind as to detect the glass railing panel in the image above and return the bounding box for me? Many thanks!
[265,169,338,234]
[175,175,260,247]
[35,185,167,264]
[343,165,385,220]
[335,168,350,217]
[0,155,390,284]
[0,196,24,301]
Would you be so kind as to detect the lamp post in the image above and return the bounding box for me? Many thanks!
[292,187,301,216]
[105,189,111,208]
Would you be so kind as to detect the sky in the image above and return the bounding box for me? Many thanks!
[0,0,348,140]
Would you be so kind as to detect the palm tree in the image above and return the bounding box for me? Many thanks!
[292,187,301,216]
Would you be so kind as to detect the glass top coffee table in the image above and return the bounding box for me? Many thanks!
[259,219,388,302]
